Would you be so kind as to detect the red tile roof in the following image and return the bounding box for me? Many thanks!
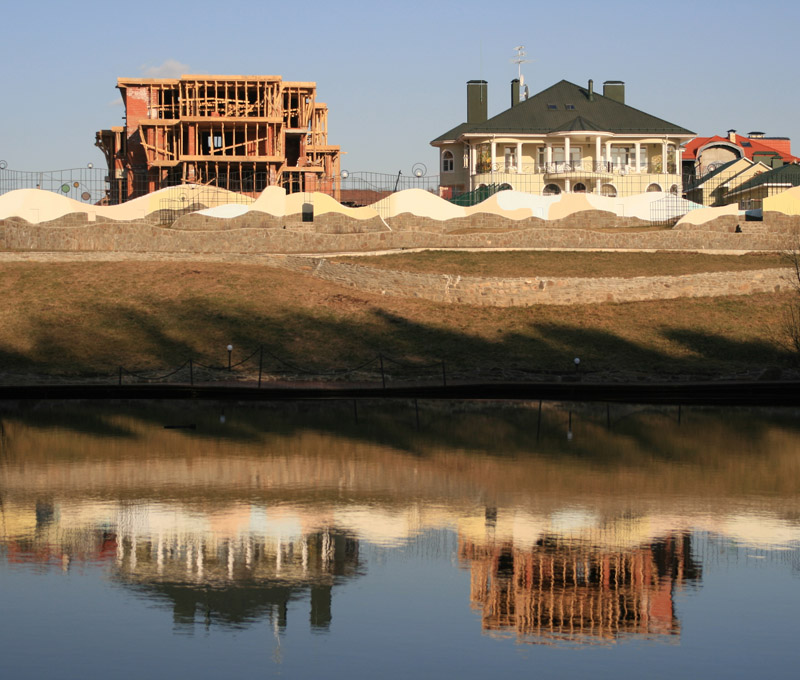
[683,134,798,163]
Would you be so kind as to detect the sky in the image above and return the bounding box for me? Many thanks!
[2,0,799,177]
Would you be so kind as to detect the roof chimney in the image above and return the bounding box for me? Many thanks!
[728,129,737,143]
[588,79,594,101]
[467,80,488,124]
[603,80,625,104]
[511,79,520,107]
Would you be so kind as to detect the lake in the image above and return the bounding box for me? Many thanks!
[1,399,798,679]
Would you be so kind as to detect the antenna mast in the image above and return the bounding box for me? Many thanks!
[511,45,533,87]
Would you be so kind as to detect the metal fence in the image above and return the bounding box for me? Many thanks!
[5,163,785,225]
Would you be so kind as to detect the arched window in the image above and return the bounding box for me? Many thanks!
[647,183,662,192]
[669,184,679,195]
[543,183,561,196]
[573,182,587,193]
[442,150,454,173]
[601,183,617,197]
[498,183,513,191]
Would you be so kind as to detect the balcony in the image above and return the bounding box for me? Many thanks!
[475,161,676,177]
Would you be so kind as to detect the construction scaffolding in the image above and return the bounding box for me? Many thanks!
[95,75,341,204]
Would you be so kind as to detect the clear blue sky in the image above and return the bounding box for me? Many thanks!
[2,0,798,176]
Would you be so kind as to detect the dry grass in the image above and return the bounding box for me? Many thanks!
[334,250,787,279]
[0,260,794,380]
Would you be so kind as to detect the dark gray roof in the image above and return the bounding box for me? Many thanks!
[431,80,694,144]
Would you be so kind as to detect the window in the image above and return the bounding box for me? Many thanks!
[647,183,662,192]
[601,183,617,197]
[543,183,561,195]
[547,103,558,110]
[573,182,587,193]
[442,150,454,173]
[504,146,517,172]
[565,104,576,110]
[610,146,645,167]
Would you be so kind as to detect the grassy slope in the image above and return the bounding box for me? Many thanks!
[0,260,794,380]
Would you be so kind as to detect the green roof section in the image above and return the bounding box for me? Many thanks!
[432,80,694,144]
[551,115,608,133]
[727,163,800,195]
[430,121,472,145]
[684,159,741,190]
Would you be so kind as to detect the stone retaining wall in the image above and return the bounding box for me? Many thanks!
[272,256,793,306]
[5,215,800,253]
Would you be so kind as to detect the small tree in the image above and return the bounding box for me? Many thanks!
[781,240,800,354]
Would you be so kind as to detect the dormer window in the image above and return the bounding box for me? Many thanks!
[547,103,557,110]
[565,104,576,110]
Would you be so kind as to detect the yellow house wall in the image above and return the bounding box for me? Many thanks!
[764,186,800,215]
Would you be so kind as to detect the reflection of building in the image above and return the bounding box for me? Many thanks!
[117,529,359,631]
[1,499,360,632]
[95,74,341,203]
[459,532,701,644]
[432,79,693,199]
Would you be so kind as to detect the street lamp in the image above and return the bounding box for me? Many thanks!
[227,344,233,371]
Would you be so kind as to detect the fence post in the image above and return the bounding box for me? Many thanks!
[189,358,193,386]
[379,353,386,389]
[441,359,447,387]
[258,345,263,389]
[118,366,122,386]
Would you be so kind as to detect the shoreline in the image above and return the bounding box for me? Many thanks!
[2,378,800,407]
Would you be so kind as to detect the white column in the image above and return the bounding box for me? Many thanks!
[470,145,476,173]
[564,137,570,168]
[606,141,612,168]
[490,140,497,173]
[635,141,641,172]
[675,147,682,178]
[595,136,602,171]
[662,142,668,174]
[546,144,553,164]
[516,142,523,173]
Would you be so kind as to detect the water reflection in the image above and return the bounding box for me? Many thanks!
[1,400,799,650]
[460,532,699,644]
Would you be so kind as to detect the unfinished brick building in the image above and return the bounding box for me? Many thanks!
[96,75,341,203]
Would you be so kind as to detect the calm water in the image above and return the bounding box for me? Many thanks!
[1,399,798,679]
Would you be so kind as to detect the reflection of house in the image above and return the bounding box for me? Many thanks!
[459,532,701,644]
[431,79,694,199]
[682,130,797,180]
[95,74,341,204]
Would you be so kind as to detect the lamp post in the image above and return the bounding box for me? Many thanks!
[574,357,580,375]
[227,344,233,371]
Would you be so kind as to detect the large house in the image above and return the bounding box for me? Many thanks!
[96,74,341,203]
[431,79,694,198]
[682,130,797,179]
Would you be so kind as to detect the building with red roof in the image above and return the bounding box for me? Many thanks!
[683,130,797,178]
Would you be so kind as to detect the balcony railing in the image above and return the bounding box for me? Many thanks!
[474,161,678,175]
